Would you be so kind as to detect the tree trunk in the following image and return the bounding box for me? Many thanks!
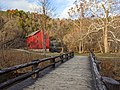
[104,10,109,53]
[115,43,118,53]
[104,27,108,53]
[42,1,47,55]
[78,41,83,53]
[60,39,64,53]
[98,40,103,53]
[101,4,110,53]
[43,29,46,55]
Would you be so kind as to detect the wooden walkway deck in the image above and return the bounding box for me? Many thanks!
[8,56,92,90]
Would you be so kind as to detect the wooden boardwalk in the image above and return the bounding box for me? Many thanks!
[8,56,92,90]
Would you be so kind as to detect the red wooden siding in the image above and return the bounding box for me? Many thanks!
[26,31,50,49]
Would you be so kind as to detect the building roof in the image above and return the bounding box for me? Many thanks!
[26,30,40,38]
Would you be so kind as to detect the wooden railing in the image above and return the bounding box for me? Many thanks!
[89,50,120,90]
[0,52,74,89]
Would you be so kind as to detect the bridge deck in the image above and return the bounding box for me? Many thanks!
[22,56,92,90]
[8,56,92,90]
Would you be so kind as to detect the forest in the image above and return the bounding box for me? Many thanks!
[0,0,120,54]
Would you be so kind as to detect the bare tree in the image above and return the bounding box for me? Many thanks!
[68,0,120,53]
[68,0,91,53]
[37,0,55,55]
[87,0,120,53]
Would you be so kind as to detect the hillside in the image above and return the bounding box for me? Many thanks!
[0,9,120,53]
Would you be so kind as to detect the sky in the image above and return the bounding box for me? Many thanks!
[0,0,75,19]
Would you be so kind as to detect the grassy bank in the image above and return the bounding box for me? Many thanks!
[96,53,120,80]
[0,49,48,69]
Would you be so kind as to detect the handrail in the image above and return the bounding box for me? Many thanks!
[89,49,120,90]
[0,52,74,89]
[89,50,106,90]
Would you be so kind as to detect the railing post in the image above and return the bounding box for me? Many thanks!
[71,52,74,58]
[51,58,55,68]
[68,53,70,59]
[69,52,72,58]
[63,54,65,61]
[66,54,69,60]
[31,60,39,79]
[60,55,64,63]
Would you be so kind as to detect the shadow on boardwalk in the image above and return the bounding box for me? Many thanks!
[8,56,93,90]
